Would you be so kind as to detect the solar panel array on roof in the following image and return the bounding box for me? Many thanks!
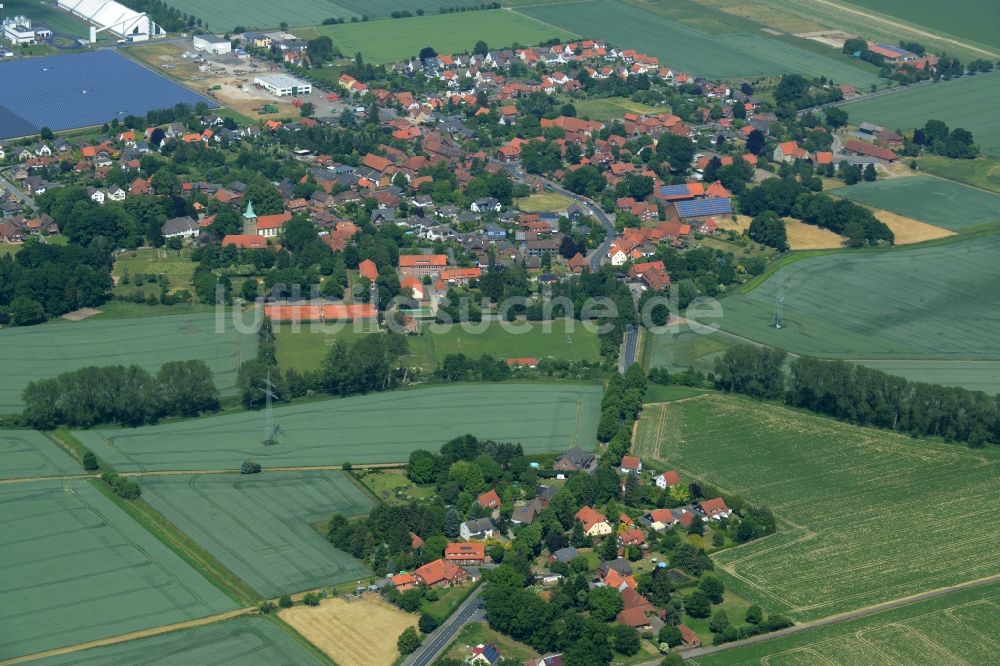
[674,197,732,218]
[659,184,691,197]
[0,50,217,140]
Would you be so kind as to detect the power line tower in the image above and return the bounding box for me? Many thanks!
[261,370,281,446]
[772,277,786,329]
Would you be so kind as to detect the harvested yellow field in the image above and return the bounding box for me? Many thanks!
[716,214,751,233]
[872,209,955,245]
[280,595,417,666]
[784,218,846,249]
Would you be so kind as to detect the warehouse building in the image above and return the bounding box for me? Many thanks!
[193,35,231,55]
[57,0,162,41]
[254,73,311,97]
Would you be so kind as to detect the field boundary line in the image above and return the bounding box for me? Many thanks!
[803,0,997,58]
[508,5,584,37]
[0,607,255,665]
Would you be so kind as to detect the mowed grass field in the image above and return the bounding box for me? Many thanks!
[571,96,662,122]
[693,583,1000,665]
[916,155,1000,194]
[413,319,602,366]
[3,0,93,38]
[0,312,256,413]
[840,74,1000,157]
[634,394,1000,622]
[113,247,197,297]
[0,430,80,480]
[841,0,1000,51]
[0,480,236,660]
[830,176,1000,231]
[718,235,1000,360]
[140,472,372,598]
[30,616,327,665]
[160,0,483,30]
[74,383,602,471]
[296,11,577,65]
[274,324,376,373]
[515,0,880,86]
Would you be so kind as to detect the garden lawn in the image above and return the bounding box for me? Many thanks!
[514,192,575,213]
[29,616,327,665]
[139,471,371,598]
[73,383,602,471]
[0,479,236,660]
[634,394,1000,621]
[442,621,540,663]
[274,323,376,373]
[0,312,255,414]
[0,430,80,480]
[829,176,1000,231]
[571,96,661,122]
[295,11,577,65]
[113,247,197,297]
[717,235,1000,362]
[693,581,1000,665]
[840,74,1000,157]
[515,0,880,86]
[357,468,435,505]
[415,319,602,367]
[158,0,483,31]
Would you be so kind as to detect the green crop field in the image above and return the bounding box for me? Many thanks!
[634,393,1000,622]
[30,616,327,665]
[515,0,881,86]
[413,319,602,367]
[830,176,1000,231]
[0,479,236,660]
[161,0,483,31]
[717,235,1000,363]
[295,10,576,65]
[917,155,1000,194]
[840,74,1000,157]
[841,0,1000,51]
[140,471,372,598]
[74,383,602,471]
[0,312,256,414]
[644,328,743,375]
[693,581,1000,665]
[857,360,1000,395]
[0,430,80,480]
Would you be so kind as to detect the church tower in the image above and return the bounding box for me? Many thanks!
[243,200,258,235]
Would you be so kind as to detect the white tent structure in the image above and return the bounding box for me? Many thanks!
[57,0,162,42]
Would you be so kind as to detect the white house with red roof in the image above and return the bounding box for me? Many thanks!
[699,497,732,520]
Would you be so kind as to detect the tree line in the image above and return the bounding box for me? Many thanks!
[22,360,219,429]
[714,346,1000,447]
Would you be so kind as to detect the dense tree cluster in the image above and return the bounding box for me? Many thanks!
[747,211,789,251]
[740,177,894,246]
[911,119,978,159]
[714,345,1000,447]
[22,360,219,428]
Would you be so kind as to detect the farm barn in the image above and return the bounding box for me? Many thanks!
[57,0,162,41]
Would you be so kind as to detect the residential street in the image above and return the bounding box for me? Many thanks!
[619,325,639,374]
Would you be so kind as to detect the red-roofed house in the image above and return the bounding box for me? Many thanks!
[361,154,392,172]
[358,258,378,281]
[478,490,501,510]
[398,254,448,277]
[440,267,481,284]
[774,141,808,162]
[391,573,416,592]
[646,509,678,531]
[617,527,646,549]
[699,497,732,520]
[576,506,612,537]
[842,139,899,163]
[414,558,470,587]
[506,357,538,368]
[616,607,654,630]
[255,211,292,238]
[619,455,642,475]
[602,567,637,591]
[445,542,486,565]
[679,624,701,648]
[222,234,269,249]
[654,470,681,488]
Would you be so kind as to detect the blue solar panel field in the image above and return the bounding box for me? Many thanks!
[0,50,217,140]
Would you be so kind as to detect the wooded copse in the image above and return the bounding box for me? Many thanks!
[713,346,1000,446]
[22,360,220,428]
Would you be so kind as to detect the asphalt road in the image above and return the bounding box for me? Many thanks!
[403,587,486,666]
[619,325,639,374]
[0,168,34,209]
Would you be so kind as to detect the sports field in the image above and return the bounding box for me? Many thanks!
[841,0,1000,51]
[718,235,1000,361]
[73,383,602,471]
[30,616,327,665]
[693,581,1000,665]
[515,0,880,86]
[634,393,1000,622]
[0,479,236,660]
[0,430,80,480]
[0,312,256,413]
[296,10,576,65]
[840,74,1000,157]
[414,319,603,367]
[274,324,373,373]
[161,0,483,30]
[140,472,372,598]
[830,176,1000,231]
